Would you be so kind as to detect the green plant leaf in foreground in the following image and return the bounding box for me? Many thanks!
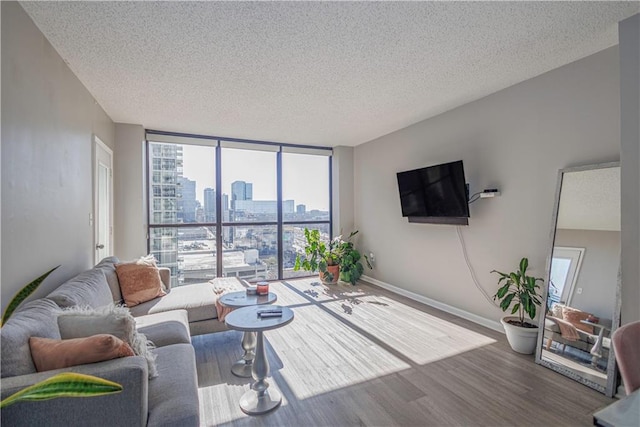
[0,372,122,408]
[1,266,60,326]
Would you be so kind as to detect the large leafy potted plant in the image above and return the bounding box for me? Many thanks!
[492,257,543,354]
[336,230,372,286]
[294,229,371,285]
[294,228,341,284]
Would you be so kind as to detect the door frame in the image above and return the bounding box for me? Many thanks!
[94,136,114,264]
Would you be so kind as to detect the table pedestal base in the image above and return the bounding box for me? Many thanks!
[239,386,282,415]
[225,307,294,417]
[232,361,254,378]
[231,331,256,378]
[239,330,282,415]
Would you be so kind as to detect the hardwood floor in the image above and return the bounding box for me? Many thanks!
[193,278,612,426]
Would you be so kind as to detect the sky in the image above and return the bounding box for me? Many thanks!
[181,145,330,211]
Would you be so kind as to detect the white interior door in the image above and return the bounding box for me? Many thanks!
[550,246,585,305]
[94,137,113,264]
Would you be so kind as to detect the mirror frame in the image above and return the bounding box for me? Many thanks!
[535,162,621,397]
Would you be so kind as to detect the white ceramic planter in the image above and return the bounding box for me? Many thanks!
[501,316,539,354]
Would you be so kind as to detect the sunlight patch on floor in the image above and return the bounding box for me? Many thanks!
[266,304,411,400]
[283,278,368,302]
[323,294,496,365]
[267,280,311,306]
[198,381,292,426]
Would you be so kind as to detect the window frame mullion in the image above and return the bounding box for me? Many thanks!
[215,143,223,277]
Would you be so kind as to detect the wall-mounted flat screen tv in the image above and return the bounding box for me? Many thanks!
[396,160,470,222]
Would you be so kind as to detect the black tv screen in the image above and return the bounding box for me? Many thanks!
[396,160,470,218]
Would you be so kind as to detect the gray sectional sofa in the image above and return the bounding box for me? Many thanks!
[96,256,237,336]
[1,256,243,426]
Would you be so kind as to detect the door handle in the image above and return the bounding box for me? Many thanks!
[96,244,105,249]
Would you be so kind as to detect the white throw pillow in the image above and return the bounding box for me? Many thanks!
[550,303,565,319]
[57,304,158,378]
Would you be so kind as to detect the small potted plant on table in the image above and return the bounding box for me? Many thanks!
[492,257,544,354]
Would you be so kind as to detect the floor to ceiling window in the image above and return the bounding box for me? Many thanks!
[146,131,332,287]
[282,151,331,279]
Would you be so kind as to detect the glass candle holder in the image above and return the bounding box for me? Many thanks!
[256,281,269,295]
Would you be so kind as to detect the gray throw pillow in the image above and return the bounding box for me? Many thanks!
[57,304,158,378]
[95,256,123,304]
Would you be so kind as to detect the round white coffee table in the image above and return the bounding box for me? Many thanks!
[225,305,294,415]
[219,291,277,377]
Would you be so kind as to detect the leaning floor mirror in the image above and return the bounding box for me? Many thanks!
[535,162,621,397]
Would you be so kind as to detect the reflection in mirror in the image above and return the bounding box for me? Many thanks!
[536,163,621,396]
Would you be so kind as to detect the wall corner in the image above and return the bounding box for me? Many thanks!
[619,14,640,324]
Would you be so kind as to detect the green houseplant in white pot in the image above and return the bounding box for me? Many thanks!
[492,257,543,354]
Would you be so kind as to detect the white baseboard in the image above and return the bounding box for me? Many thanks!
[361,275,504,333]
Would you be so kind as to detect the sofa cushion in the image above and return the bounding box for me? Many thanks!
[95,256,122,303]
[29,334,134,372]
[0,355,149,427]
[562,306,594,334]
[148,344,199,427]
[1,298,61,378]
[129,283,218,323]
[57,304,158,378]
[47,268,113,309]
[135,310,191,347]
[115,263,166,307]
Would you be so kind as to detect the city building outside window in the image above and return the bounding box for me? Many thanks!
[147,133,331,287]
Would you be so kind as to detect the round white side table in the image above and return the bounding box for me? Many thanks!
[219,291,277,377]
[225,305,294,415]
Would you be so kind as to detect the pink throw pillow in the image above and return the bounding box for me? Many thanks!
[562,306,594,334]
[29,334,135,372]
[115,263,166,307]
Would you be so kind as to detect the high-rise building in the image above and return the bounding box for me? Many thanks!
[231,181,253,203]
[204,187,216,222]
[231,181,252,221]
[149,143,183,285]
[178,177,197,223]
[296,204,306,215]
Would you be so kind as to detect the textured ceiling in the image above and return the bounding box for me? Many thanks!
[21,1,639,147]
[557,167,621,232]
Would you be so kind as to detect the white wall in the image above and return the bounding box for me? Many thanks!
[619,14,640,324]
[113,123,147,260]
[555,229,620,321]
[1,2,115,311]
[354,47,620,324]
